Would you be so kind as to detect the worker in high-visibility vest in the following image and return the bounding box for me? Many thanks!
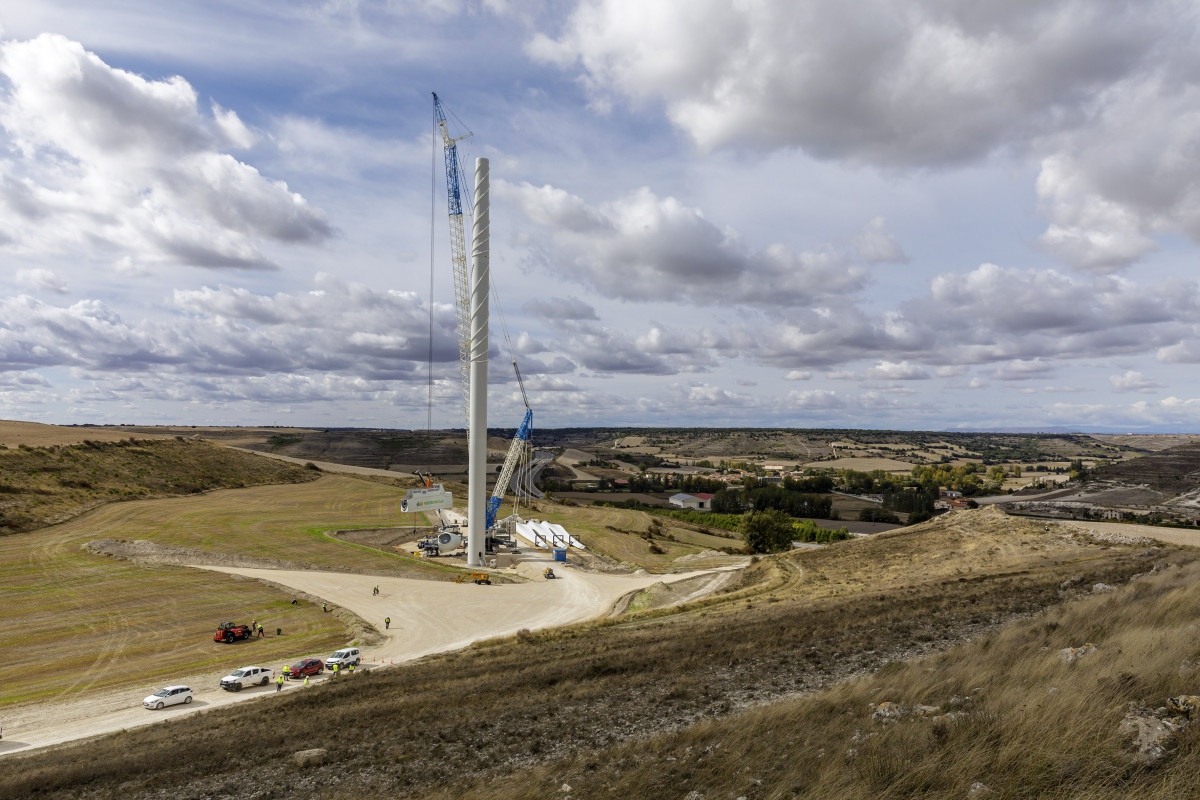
[275,675,283,692]
[282,664,291,681]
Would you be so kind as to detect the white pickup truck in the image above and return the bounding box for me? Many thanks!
[219,666,275,691]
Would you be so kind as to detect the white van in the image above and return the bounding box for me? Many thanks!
[324,648,361,670]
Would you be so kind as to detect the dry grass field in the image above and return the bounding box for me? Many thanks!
[0,475,455,707]
[807,456,916,472]
[0,420,171,447]
[0,436,321,534]
[4,507,1189,799]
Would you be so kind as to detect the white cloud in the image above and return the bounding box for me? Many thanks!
[0,34,332,271]
[995,359,1053,381]
[1109,370,1165,393]
[501,180,869,306]
[866,360,929,381]
[531,0,1171,164]
[14,267,67,294]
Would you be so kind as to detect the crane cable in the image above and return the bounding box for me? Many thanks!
[427,100,436,433]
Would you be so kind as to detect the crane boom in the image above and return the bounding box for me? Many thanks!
[433,92,472,427]
[487,407,532,529]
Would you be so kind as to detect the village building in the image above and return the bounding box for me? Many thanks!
[669,492,716,510]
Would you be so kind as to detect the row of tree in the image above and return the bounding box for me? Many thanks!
[739,509,851,552]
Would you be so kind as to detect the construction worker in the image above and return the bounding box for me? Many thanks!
[349,663,355,675]
[282,664,291,681]
[373,584,379,596]
[385,616,391,630]
[332,663,339,679]
[257,623,264,638]
[275,675,283,692]
[303,675,309,686]
[322,602,328,613]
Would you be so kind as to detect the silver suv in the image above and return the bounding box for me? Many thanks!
[324,648,361,670]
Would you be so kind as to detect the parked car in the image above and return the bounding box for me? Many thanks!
[143,686,193,710]
[288,658,324,679]
[324,648,361,670]
[219,666,274,691]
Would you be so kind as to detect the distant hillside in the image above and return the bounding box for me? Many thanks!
[0,438,319,534]
[1085,441,1200,497]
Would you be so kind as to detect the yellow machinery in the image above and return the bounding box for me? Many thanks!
[455,572,492,585]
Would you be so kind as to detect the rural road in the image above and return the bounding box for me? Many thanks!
[0,558,731,757]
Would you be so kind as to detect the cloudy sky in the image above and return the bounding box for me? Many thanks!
[1,0,1199,432]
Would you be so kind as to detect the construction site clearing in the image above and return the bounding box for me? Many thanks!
[0,544,740,757]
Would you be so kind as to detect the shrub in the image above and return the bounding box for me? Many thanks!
[740,508,795,553]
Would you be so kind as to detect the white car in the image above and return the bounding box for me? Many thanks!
[143,686,193,710]
[324,648,361,670]
[219,666,274,691]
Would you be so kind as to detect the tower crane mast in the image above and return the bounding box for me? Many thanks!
[433,92,472,426]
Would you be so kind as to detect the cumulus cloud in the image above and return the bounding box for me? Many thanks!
[0,34,332,271]
[866,360,929,381]
[531,0,1169,163]
[14,267,67,294]
[502,180,869,306]
[756,263,1199,371]
[1109,370,1165,392]
[0,276,458,383]
[995,359,1053,381]
[531,1,1200,271]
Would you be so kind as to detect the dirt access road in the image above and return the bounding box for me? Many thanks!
[0,558,734,757]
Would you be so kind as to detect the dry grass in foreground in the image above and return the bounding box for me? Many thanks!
[486,556,1200,800]
[1,508,1189,799]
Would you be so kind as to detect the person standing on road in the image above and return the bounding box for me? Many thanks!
[332,663,339,679]
[257,624,264,638]
[282,664,291,681]
[276,675,283,692]
[373,585,379,595]
[303,675,309,686]
[385,616,390,629]
[349,663,355,676]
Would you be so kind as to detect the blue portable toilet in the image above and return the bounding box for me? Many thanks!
[552,547,567,563]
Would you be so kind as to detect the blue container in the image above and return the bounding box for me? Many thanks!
[552,548,567,562]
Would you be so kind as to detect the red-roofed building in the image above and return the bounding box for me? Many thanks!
[670,492,716,510]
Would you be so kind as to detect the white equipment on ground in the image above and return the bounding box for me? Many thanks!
[513,520,586,551]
